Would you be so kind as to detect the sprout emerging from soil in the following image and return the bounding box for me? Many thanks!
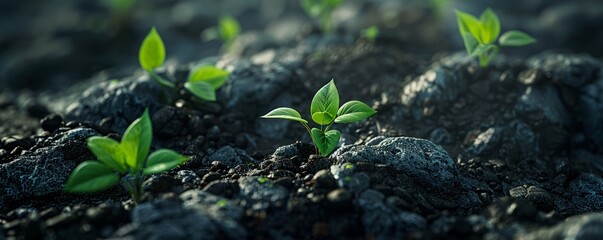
[456,8,536,67]
[362,26,379,44]
[64,109,190,204]
[139,27,229,102]
[202,15,242,52]
[300,0,343,33]
[262,80,376,156]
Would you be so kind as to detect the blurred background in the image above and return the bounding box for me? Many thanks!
[1,0,602,92]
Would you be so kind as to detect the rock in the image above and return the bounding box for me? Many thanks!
[515,85,570,126]
[528,53,602,88]
[579,76,603,149]
[180,190,247,239]
[568,174,603,213]
[128,200,216,240]
[508,120,538,159]
[326,188,353,211]
[312,169,337,191]
[206,146,255,168]
[466,128,501,156]
[40,114,63,132]
[0,146,75,211]
[509,185,553,211]
[272,144,299,159]
[333,137,457,191]
[401,59,468,120]
[238,176,289,211]
[356,189,427,239]
[429,127,452,145]
[520,213,603,240]
[52,78,164,134]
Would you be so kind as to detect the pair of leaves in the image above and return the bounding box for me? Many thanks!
[64,109,190,194]
[456,8,536,67]
[261,80,376,156]
[362,26,379,44]
[184,65,230,101]
[300,0,342,32]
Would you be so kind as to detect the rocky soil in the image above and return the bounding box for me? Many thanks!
[1,0,603,239]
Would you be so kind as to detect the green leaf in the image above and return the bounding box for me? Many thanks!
[87,136,126,173]
[143,149,190,175]
[455,10,483,44]
[499,30,536,47]
[184,81,216,101]
[139,27,166,71]
[310,79,339,125]
[310,128,341,156]
[121,109,153,172]
[480,8,500,44]
[261,107,308,123]
[335,101,377,123]
[300,0,323,17]
[64,161,119,193]
[461,32,479,56]
[362,26,379,43]
[188,65,229,90]
[219,16,240,45]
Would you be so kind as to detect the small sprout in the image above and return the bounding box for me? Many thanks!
[217,199,229,207]
[262,80,376,156]
[218,16,241,49]
[258,176,269,184]
[185,65,230,101]
[361,26,379,44]
[344,163,354,169]
[139,27,174,88]
[456,8,536,67]
[138,27,228,103]
[202,16,241,51]
[64,109,190,204]
[300,0,343,33]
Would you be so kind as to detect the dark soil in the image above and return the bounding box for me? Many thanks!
[2,0,603,240]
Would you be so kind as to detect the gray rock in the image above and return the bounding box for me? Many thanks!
[429,127,452,145]
[272,144,299,159]
[333,137,457,191]
[238,176,289,211]
[330,163,370,193]
[579,76,603,149]
[206,146,255,167]
[180,190,247,239]
[356,189,426,240]
[528,53,602,88]
[568,174,603,213]
[466,128,501,156]
[129,200,216,240]
[55,128,98,145]
[52,77,164,134]
[401,65,467,120]
[509,185,553,211]
[508,120,538,159]
[0,146,73,211]
[520,213,603,240]
[515,85,570,126]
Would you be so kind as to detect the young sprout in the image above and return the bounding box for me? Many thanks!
[64,109,190,203]
[218,15,241,49]
[456,8,536,67]
[362,26,379,44]
[139,27,174,88]
[139,27,229,102]
[262,80,376,156]
[185,65,229,101]
[202,16,241,51]
[300,0,343,33]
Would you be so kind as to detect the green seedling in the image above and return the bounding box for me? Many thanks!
[361,26,379,44]
[139,27,229,102]
[262,80,376,156]
[300,0,343,33]
[201,16,241,51]
[456,8,536,67]
[64,109,190,203]
[185,65,229,101]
